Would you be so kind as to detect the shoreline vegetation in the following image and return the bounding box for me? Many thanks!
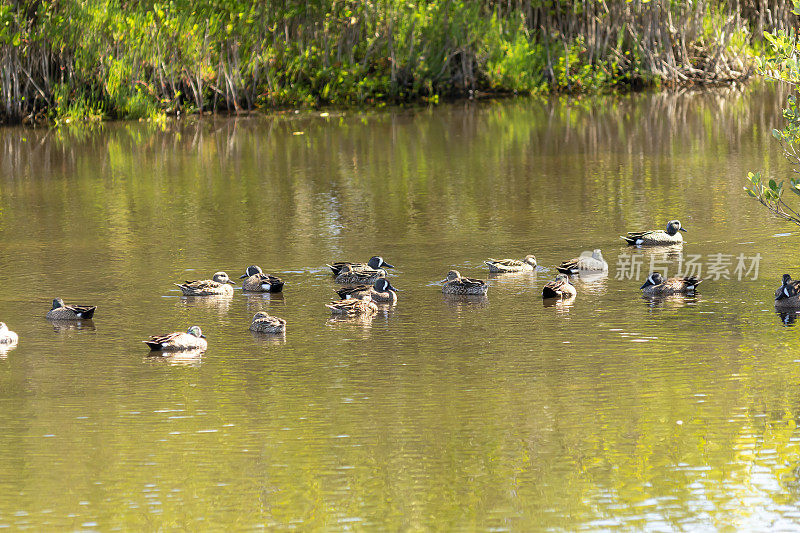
[0,0,796,125]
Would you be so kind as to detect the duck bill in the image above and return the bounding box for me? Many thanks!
[382,262,395,269]
[640,281,651,289]
[679,227,687,232]
[200,334,207,338]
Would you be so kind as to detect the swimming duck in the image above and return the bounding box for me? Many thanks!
[775,274,800,308]
[249,312,287,334]
[46,298,96,320]
[442,270,489,295]
[175,271,235,296]
[621,220,686,246]
[542,274,576,299]
[240,265,285,293]
[334,264,387,285]
[327,256,394,276]
[484,255,537,273]
[0,323,18,345]
[326,295,379,316]
[143,325,207,351]
[556,249,608,274]
[639,272,701,296]
[336,278,399,303]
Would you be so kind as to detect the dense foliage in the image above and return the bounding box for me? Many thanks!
[0,0,794,123]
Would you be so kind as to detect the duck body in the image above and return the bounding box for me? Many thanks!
[442,270,488,295]
[484,255,537,273]
[557,249,608,274]
[175,271,235,296]
[240,265,285,293]
[0,323,18,345]
[144,326,207,351]
[249,312,286,334]
[640,272,701,296]
[326,296,379,316]
[46,298,96,320]
[334,264,386,285]
[328,256,394,276]
[775,274,800,309]
[622,220,686,246]
[542,274,576,299]
[336,278,398,303]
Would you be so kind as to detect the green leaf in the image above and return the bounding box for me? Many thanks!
[770,179,778,191]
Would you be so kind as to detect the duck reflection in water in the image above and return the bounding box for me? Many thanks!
[777,310,800,326]
[47,318,97,331]
[442,293,489,311]
[244,291,285,313]
[178,294,233,314]
[145,348,204,367]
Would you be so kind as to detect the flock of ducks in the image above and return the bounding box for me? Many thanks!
[6,217,796,353]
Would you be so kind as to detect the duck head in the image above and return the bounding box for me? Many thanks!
[666,220,686,235]
[640,272,664,289]
[212,272,235,284]
[187,326,206,338]
[523,255,537,266]
[367,256,394,269]
[240,265,263,279]
[374,278,399,293]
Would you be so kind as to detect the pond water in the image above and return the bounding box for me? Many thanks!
[1,83,799,530]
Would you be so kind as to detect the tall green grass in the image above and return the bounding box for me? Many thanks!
[0,0,793,123]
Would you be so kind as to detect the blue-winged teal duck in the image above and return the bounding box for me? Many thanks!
[484,255,537,273]
[336,278,398,303]
[240,265,285,293]
[622,220,685,246]
[442,270,489,295]
[326,295,379,316]
[0,323,18,345]
[249,312,287,334]
[557,249,608,274]
[542,274,576,299]
[640,272,701,296]
[143,325,207,351]
[46,298,96,320]
[175,271,235,296]
[775,274,800,308]
[334,264,387,285]
[328,256,394,276]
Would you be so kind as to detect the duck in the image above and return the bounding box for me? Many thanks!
[334,264,387,285]
[336,278,399,303]
[442,270,489,295]
[240,265,285,293]
[775,274,800,308]
[0,323,18,345]
[143,325,207,351]
[621,220,686,246]
[484,255,537,273]
[46,298,96,320]
[542,274,576,299]
[327,256,394,276]
[175,271,235,296]
[556,249,608,274]
[326,295,379,316]
[639,272,701,296]
[249,312,287,334]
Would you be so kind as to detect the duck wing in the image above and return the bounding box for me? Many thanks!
[143,331,181,349]
[177,279,219,290]
[65,304,96,319]
[621,229,656,245]
[542,277,569,298]
[485,258,523,267]
[336,285,370,299]
[556,258,579,274]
